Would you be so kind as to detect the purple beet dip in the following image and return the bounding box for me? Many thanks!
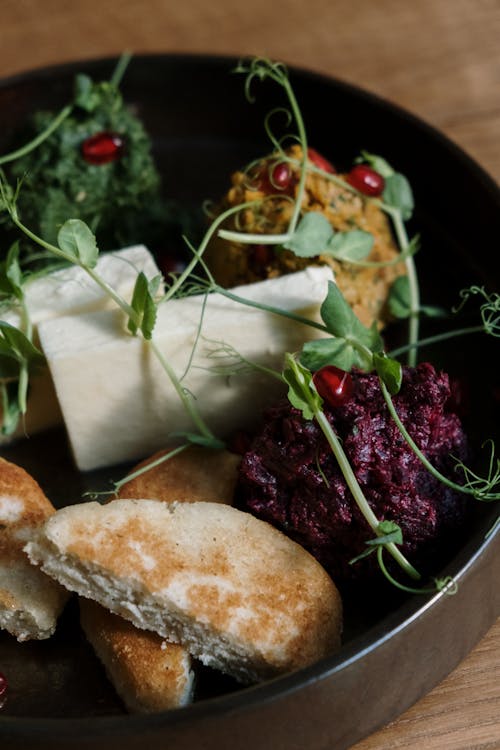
[236,362,469,585]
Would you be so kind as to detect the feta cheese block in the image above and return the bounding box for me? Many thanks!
[1,245,162,444]
[2,244,161,331]
[38,266,333,470]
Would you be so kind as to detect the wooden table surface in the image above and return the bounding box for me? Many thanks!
[2,1,499,748]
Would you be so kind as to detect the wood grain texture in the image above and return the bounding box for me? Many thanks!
[0,1,499,747]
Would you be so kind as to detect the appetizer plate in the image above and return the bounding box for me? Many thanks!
[0,54,499,750]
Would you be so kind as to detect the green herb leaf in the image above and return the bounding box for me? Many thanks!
[172,432,226,450]
[320,282,381,349]
[373,352,402,395]
[0,382,22,436]
[301,337,362,372]
[389,274,447,320]
[282,355,322,420]
[0,321,45,435]
[127,272,159,340]
[356,151,414,219]
[0,321,45,366]
[420,304,449,318]
[326,230,374,261]
[349,520,404,564]
[282,212,333,257]
[0,242,24,300]
[282,213,374,264]
[357,151,394,179]
[383,173,414,220]
[388,275,412,319]
[0,341,22,378]
[301,282,384,372]
[302,281,383,372]
[370,520,404,546]
[0,178,14,214]
[57,219,99,268]
[74,74,105,113]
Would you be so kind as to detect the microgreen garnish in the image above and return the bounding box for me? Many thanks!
[282,211,375,263]
[373,352,402,395]
[217,61,422,366]
[349,520,403,563]
[203,339,284,382]
[282,353,422,583]
[453,285,500,337]
[219,58,308,247]
[379,377,500,501]
[388,274,446,320]
[0,242,41,434]
[375,547,458,596]
[357,151,415,220]
[0,320,45,434]
[300,280,382,372]
[57,218,99,268]
[84,442,191,500]
[0,178,220,447]
[127,272,162,339]
[0,242,24,302]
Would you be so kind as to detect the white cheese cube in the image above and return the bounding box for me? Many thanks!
[38,266,333,471]
[1,245,162,443]
[2,244,161,331]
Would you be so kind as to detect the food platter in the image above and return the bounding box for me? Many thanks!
[0,53,499,750]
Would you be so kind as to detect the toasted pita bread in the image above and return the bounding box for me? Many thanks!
[27,499,342,683]
[116,445,241,503]
[79,446,239,711]
[80,599,194,712]
[0,457,68,641]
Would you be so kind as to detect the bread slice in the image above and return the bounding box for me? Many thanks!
[79,599,194,712]
[116,445,241,503]
[26,499,342,683]
[0,457,68,641]
[79,446,240,711]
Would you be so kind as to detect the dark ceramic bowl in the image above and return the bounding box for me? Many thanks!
[0,54,499,750]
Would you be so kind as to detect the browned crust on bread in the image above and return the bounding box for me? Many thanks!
[81,446,239,711]
[0,455,55,568]
[33,500,342,681]
[117,446,240,504]
[0,457,67,640]
[80,599,194,712]
[0,456,55,531]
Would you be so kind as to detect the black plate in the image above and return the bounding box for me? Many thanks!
[0,54,499,750]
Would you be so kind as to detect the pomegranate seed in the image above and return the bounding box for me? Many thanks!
[307,147,336,174]
[0,671,7,708]
[346,164,385,197]
[255,160,294,195]
[269,162,292,190]
[81,131,124,165]
[313,366,354,407]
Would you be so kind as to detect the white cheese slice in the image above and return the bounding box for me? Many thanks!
[2,244,160,331]
[38,266,333,471]
[1,245,162,443]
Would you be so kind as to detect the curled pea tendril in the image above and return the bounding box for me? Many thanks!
[453,286,500,337]
[235,58,290,103]
[263,107,294,154]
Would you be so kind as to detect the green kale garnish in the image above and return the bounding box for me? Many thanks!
[7,73,165,254]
